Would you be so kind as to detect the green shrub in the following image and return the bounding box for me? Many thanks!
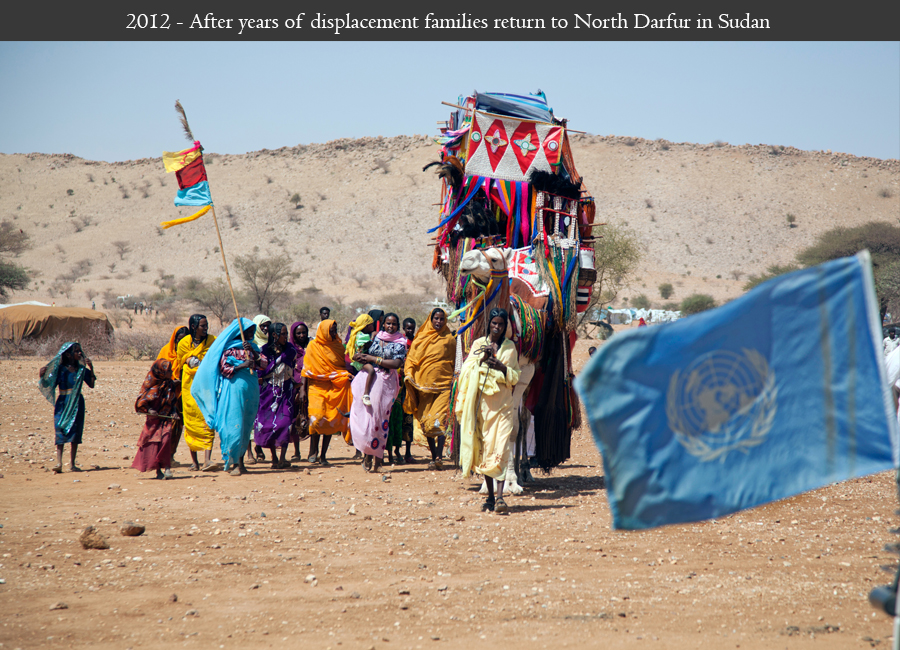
[680,293,717,315]
[658,282,673,299]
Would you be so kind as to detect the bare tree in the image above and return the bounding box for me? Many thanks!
[112,240,131,260]
[577,222,642,334]
[190,278,235,326]
[233,250,300,314]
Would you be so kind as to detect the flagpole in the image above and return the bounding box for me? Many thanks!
[208,204,248,348]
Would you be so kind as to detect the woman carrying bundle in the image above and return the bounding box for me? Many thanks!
[350,313,408,473]
[253,323,297,469]
[454,308,520,513]
[175,314,216,471]
[301,319,353,465]
[131,359,180,479]
[192,317,263,476]
[404,309,456,469]
[38,342,96,473]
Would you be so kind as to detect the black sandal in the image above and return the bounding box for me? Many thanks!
[482,496,495,512]
[495,497,508,514]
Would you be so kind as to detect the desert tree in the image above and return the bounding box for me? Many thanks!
[658,282,674,300]
[0,220,31,299]
[234,250,300,314]
[577,221,642,333]
[113,239,131,260]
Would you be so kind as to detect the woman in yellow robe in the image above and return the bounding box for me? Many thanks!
[404,308,456,469]
[175,314,216,470]
[454,308,520,514]
[301,319,352,465]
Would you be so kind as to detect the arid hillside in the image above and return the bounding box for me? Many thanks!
[1,134,897,310]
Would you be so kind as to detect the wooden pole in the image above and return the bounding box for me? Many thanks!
[209,206,247,346]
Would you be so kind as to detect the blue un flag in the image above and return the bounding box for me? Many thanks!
[575,251,898,530]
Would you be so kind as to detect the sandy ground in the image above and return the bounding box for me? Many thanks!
[1,340,898,649]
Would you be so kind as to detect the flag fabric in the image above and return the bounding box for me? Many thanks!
[174,180,212,207]
[162,143,201,173]
[176,156,208,189]
[575,251,897,530]
[161,205,212,230]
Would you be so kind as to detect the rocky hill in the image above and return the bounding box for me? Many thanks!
[1,133,897,311]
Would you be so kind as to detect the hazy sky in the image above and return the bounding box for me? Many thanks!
[1,41,897,162]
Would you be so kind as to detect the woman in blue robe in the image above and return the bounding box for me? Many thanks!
[39,342,96,473]
[191,317,264,476]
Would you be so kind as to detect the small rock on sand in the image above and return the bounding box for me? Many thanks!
[79,526,109,550]
[120,522,145,537]
[168,594,178,603]
[49,602,68,611]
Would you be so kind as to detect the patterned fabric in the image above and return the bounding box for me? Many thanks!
[508,247,549,297]
[135,359,178,416]
[349,331,408,458]
[466,110,563,182]
[254,343,297,448]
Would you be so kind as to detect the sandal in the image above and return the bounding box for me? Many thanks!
[189,463,199,471]
[163,468,174,480]
[404,454,414,464]
[245,455,257,465]
[229,466,241,477]
[495,497,509,514]
[52,464,63,474]
[70,465,82,472]
[482,496,495,512]
[201,461,216,472]
[393,453,405,465]
[289,454,302,462]
[427,460,437,470]
[434,459,444,470]
[307,454,318,464]
[319,458,330,467]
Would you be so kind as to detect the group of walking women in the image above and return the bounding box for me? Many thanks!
[40,304,524,513]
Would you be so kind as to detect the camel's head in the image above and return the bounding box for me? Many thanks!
[459,247,513,282]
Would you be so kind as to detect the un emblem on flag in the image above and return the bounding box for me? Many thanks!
[666,349,777,462]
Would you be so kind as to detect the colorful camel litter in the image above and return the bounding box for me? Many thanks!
[425,90,600,476]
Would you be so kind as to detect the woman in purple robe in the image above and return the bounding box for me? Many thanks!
[253,323,297,469]
[289,321,310,461]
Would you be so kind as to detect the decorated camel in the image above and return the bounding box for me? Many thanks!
[425,90,600,496]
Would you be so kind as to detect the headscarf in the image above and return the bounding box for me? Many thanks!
[38,342,86,435]
[404,309,456,393]
[135,359,177,415]
[157,326,190,367]
[191,317,259,433]
[345,314,374,357]
[301,319,352,386]
[368,309,385,332]
[253,314,271,350]
[289,321,309,381]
